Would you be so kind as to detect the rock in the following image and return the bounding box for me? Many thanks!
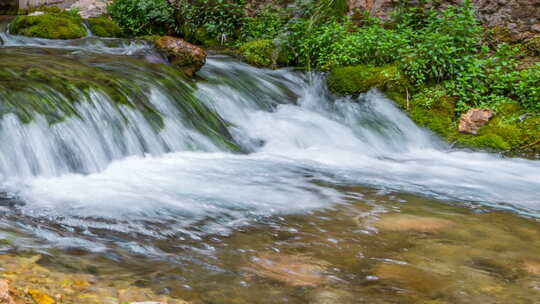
[70,0,109,18]
[376,214,454,233]
[523,259,540,275]
[154,36,207,76]
[458,108,494,135]
[246,253,332,286]
[0,280,16,304]
[28,11,45,16]
[373,263,449,293]
[28,289,54,304]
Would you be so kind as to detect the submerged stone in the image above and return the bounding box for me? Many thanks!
[524,259,540,275]
[0,279,15,304]
[154,36,207,76]
[374,263,449,294]
[246,253,332,286]
[376,214,454,234]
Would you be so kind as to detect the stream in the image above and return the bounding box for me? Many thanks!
[1,16,539,303]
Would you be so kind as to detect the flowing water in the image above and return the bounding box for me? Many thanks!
[0,17,539,303]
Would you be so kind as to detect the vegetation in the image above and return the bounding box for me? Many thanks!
[238,39,275,67]
[10,11,86,39]
[104,0,540,150]
[87,16,124,37]
[108,0,175,36]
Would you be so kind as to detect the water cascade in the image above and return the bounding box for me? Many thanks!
[0,21,539,256]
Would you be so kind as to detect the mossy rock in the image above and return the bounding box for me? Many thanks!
[87,16,123,38]
[10,12,86,40]
[238,39,276,68]
[457,103,540,151]
[327,65,410,96]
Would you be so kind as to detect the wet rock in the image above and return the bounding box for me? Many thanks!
[374,263,449,293]
[308,289,354,304]
[523,259,540,275]
[458,108,494,135]
[376,214,454,233]
[246,253,332,286]
[28,289,54,304]
[154,36,207,76]
[0,279,16,304]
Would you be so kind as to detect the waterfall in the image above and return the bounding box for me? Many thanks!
[0,27,539,253]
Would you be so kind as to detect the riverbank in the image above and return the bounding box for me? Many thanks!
[4,0,538,152]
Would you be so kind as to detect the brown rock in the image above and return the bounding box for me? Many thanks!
[376,214,455,233]
[458,108,494,134]
[154,36,207,76]
[523,259,540,275]
[246,253,332,286]
[0,280,15,304]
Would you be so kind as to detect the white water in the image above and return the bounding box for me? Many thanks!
[0,35,539,252]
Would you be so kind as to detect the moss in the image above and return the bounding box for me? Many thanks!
[10,12,86,40]
[194,27,219,47]
[238,39,276,67]
[327,64,410,96]
[136,35,161,43]
[525,36,540,57]
[87,16,123,38]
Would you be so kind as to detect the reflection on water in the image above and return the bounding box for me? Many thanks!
[4,187,538,304]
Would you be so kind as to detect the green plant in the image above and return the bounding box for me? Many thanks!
[87,16,124,37]
[238,8,285,42]
[399,0,482,84]
[239,39,276,67]
[108,0,175,36]
[177,0,246,44]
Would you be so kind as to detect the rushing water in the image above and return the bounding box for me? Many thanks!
[0,19,539,258]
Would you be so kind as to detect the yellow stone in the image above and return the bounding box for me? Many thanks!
[29,289,55,304]
[376,214,454,233]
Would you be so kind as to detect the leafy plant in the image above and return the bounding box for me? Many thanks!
[108,0,175,36]
[177,0,246,43]
[238,8,285,42]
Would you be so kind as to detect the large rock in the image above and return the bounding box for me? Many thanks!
[154,36,207,76]
[459,108,494,134]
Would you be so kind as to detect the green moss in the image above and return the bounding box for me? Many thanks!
[327,65,410,96]
[10,12,86,40]
[194,27,219,47]
[525,36,540,57]
[87,16,123,38]
[238,39,276,67]
[136,35,161,43]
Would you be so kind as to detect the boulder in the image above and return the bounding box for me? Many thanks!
[458,108,494,135]
[154,36,207,76]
